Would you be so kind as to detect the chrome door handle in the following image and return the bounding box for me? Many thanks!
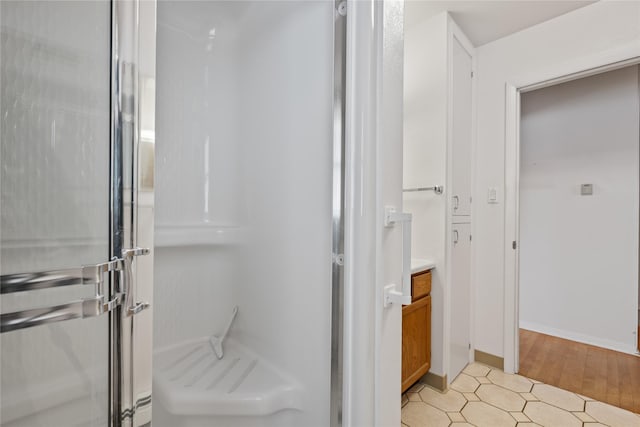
[453,230,459,244]
[1,259,122,333]
[453,195,460,211]
[122,247,151,316]
[128,302,150,316]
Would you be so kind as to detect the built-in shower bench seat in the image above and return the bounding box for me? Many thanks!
[153,338,301,416]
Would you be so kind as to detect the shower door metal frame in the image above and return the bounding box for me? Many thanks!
[331,1,347,426]
[110,1,156,426]
[110,1,132,425]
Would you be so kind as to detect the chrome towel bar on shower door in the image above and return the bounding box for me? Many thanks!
[0,247,150,333]
[0,259,123,333]
[402,185,443,195]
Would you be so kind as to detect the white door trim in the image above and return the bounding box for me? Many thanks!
[502,41,640,374]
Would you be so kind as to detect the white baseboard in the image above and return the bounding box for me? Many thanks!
[519,321,637,355]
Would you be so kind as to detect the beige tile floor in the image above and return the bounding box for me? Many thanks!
[401,363,640,427]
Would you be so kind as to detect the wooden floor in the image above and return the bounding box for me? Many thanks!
[519,329,640,414]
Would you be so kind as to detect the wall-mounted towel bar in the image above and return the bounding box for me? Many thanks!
[402,185,443,195]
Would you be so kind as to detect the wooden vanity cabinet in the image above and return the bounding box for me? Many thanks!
[401,270,432,393]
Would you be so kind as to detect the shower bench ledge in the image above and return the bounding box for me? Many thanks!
[153,337,302,416]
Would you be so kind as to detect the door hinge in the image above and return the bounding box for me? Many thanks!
[470,234,472,242]
[471,71,474,78]
[512,241,517,250]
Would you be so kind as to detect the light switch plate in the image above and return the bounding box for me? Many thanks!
[487,187,498,204]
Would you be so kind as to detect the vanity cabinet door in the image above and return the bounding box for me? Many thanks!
[401,295,431,393]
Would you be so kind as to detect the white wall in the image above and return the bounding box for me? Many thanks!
[475,1,640,358]
[519,66,639,353]
[403,10,448,376]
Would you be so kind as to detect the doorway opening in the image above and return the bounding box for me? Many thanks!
[509,63,640,413]
[518,65,640,354]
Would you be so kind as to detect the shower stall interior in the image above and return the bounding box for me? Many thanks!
[1,1,345,426]
[152,1,338,426]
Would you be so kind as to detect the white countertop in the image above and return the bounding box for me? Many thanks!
[411,258,436,274]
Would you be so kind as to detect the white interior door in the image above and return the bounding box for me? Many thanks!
[343,1,406,425]
[376,2,406,426]
[450,37,472,217]
[449,222,471,381]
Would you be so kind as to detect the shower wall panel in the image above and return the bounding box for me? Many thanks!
[155,1,243,349]
[233,3,333,423]
[155,2,334,425]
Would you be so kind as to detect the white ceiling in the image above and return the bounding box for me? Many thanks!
[404,0,596,46]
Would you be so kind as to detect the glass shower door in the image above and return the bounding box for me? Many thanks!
[0,1,155,426]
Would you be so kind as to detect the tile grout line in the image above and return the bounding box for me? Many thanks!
[519,383,593,416]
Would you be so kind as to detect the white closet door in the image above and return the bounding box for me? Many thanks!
[451,37,472,217]
[449,222,472,381]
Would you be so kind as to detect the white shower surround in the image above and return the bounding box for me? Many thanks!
[154,1,334,426]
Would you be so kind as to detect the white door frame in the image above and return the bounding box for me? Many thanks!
[502,43,640,374]
[342,1,406,425]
